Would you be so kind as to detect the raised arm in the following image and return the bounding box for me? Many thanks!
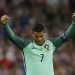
[49,13,75,49]
[1,15,30,50]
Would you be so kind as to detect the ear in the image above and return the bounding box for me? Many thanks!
[44,31,46,34]
[32,33,34,36]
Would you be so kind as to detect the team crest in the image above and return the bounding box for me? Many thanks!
[44,44,50,52]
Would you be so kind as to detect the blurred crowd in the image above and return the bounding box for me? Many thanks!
[0,0,75,75]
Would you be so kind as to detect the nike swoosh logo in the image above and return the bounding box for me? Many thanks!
[31,46,43,50]
[31,47,38,49]
[31,46,38,49]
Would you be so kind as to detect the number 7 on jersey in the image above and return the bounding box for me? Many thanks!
[40,54,44,62]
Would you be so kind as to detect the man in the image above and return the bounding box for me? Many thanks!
[1,13,75,75]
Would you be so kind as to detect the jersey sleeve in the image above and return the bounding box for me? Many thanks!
[49,20,75,49]
[2,23,30,51]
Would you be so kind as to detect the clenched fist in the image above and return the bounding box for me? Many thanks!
[1,15,9,24]
[72,13,75,20]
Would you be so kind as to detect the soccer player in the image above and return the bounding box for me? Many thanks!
[1,13,75,75]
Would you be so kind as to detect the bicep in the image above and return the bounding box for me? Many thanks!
[10,34,30,50]
[49,33,68,49]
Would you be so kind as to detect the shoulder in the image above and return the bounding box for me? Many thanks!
[23,39,33,45]
[21,39,33,49]
[45,39,54,44]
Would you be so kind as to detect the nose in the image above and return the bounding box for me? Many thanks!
[38,37,42,41]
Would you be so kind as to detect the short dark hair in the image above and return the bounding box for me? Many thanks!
[32,22,46,33]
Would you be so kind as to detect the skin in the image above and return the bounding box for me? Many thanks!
[32,30,46,46]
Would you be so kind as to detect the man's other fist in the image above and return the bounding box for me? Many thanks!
[72,13,75,20]
[1,15,9,24]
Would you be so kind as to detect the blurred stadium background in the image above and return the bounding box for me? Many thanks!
[0,0,75,75]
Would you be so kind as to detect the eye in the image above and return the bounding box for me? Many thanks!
[35,36,38,38]
[35,35,44,38]
[40,35,43,37]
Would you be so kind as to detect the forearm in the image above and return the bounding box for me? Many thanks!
[2,23,15,40]
[65,20,75,39]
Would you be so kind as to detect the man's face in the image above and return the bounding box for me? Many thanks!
[32,31,46,45]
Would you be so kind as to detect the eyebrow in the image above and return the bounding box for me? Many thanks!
[35,35,44,37]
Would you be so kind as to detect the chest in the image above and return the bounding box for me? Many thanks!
[28,44,53,62]
[31,47,51,61]
[23,40,55,62]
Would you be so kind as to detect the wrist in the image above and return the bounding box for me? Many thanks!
[72,20,75,24]
[2,23,8,27]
